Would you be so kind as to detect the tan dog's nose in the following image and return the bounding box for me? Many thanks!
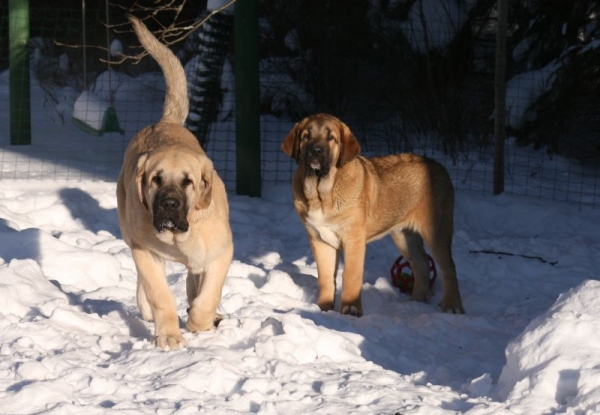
[309,146,323,156]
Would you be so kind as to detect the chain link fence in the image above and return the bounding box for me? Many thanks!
[1,1,599,207]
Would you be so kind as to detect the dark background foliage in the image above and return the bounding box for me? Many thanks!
[1,0,599,161]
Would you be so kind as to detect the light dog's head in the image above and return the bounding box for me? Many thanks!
[281,113,360,177]
[135,144,213,235]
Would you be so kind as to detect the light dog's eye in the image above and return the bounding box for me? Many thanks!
[152,175,162,186]
[182,177,193,187]
[327,133,335,142]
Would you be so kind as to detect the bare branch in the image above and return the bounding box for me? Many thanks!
[55,0,238,66]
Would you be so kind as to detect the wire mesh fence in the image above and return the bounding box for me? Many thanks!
[0,1,599,208]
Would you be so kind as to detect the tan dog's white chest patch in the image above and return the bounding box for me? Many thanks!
[306,208,340,248]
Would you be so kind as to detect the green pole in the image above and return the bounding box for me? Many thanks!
[493,0,507,195]
[9,0,31,145]
[234,0,261,197]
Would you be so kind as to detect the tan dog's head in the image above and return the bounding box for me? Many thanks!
[135,145,213,234]
[281,113,360,177]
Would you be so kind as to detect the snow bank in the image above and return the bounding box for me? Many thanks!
[497,280,600,414]
[505,62,558,129]
[0,259,67,318]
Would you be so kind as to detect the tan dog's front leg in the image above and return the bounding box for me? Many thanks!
[310,237,339,312]
[132,248,185,349]
[187,245,232,332]
[340,236,366,317]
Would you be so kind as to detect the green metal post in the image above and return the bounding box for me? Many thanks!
[9,0,31,145]
[234,0,261,197]
[493,0,507,195]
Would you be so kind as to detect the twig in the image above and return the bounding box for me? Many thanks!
[469,249,558,266]
[55,0,238,65]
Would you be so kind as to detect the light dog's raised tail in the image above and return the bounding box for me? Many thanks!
[129,15,188,125]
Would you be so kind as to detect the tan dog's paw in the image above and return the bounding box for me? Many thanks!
[340,304,363,317]
[411,286,432,303]
[155,333,187,350]
[440,297,465,314]
[317,299,335,312]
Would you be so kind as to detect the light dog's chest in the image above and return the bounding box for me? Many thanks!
[305,208,340,249]
[151,230,207,270]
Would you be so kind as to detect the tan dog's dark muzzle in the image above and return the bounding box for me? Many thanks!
[303,144,331,177]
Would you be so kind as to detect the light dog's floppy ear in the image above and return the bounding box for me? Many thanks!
[337,121,360,167]
[195,168,213,210]
[135,153,150,211]
[281,122,301,161]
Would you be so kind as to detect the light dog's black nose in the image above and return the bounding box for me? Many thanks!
[160,197,180,210]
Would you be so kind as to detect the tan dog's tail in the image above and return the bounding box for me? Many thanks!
[129,16,188,125]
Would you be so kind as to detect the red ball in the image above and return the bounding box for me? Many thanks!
[390,255,437,294]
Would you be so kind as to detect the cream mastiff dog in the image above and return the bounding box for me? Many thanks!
[117,16,233,349]
[282,113,464,317]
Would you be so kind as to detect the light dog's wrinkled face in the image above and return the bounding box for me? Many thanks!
[281,113,360,177]
[135,147,213,234]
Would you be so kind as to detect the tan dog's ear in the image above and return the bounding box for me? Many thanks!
[135,153,150,211]
[337,121,360,167]
[281,122,301,161]
[195,169,213,210]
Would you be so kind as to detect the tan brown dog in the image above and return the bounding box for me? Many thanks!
[117,16,233,349]
[282,113,464,317]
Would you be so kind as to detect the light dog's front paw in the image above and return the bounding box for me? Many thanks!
[187,309,220,332]
[155,333,187,350]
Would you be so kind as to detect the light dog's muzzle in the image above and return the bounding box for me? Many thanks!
[152,186,189,233]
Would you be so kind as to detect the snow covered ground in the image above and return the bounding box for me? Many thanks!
[0,178,599,414]
[1,66,600,414]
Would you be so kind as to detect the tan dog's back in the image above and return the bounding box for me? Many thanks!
[360,153,454,240]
